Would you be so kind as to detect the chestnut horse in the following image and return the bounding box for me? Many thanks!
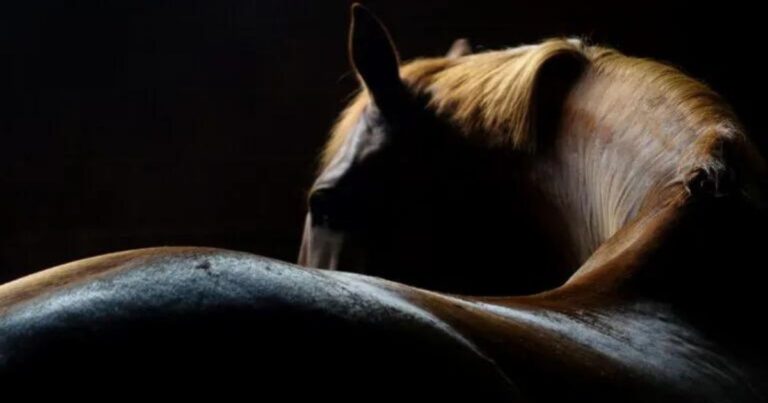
[1,5,767,401]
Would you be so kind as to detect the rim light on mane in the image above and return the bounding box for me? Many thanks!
[321,37,764,280]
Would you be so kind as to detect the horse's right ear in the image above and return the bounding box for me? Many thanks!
[446,38,472,58]
[348,4,404,111]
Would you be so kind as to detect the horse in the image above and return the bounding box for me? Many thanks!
[300,3,768,400]
[300,7,767,297]
[1,4,767,401]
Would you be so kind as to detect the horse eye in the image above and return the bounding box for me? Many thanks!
[309,191,333,226]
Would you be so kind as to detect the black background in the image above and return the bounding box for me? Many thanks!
[1,0,765,282]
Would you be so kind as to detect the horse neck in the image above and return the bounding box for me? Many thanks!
[532,63,733,265]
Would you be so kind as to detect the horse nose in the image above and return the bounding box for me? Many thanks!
[298,214,313,266]
[298,214,344,270]
[301,237,342,270]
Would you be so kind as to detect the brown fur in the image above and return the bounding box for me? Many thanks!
[321,38,765,286]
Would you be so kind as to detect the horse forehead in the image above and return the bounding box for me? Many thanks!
[316,110,389,190]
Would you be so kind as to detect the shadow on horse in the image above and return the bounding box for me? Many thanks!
[1,5,766,401]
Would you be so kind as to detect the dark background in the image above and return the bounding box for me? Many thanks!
[1,0,765,282]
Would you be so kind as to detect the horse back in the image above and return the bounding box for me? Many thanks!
[0,247,517,399]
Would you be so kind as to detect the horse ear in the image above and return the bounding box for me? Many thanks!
[446,38,472,58]
[348,4,404,111]
[531,49,586,149]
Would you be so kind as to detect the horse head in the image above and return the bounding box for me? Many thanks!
[300,5,767,305]
[300,5,586,294]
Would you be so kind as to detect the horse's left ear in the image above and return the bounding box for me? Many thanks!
[348,4,404,111]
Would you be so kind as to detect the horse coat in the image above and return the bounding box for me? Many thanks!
[1,5,767,401]
[1,243,765,400]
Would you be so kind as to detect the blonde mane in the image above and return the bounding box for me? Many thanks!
[323,39,586,165]
[321,38,762,275]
